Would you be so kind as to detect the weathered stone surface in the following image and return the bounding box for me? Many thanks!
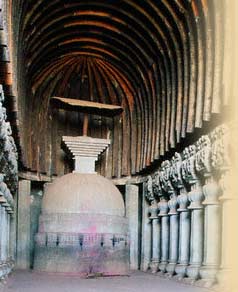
[34,173,129,276]
[125,184,139,270]
[16,180,31,270]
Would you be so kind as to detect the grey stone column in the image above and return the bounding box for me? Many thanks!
[6,212,10,260]
[0,205,4,262]
[125,184,139,270]
[0,205,2,279]
[0,204,7,280]
[166,194,179,276]
[150,202,160,273]
[17,179,31,269]
[175,188,191,279]
[158,196,169,273]
[1,207,7,262]
[0,206,1,259]
[141,192,152,271]
[199,175,221,287]
[209,125,233,289]
[186,183,204,282]
[10,207,16,263]
[216,170,234,289]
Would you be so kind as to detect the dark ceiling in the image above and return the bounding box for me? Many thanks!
[0,0,226,178]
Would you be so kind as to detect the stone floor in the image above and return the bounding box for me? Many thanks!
[1,270,212,292]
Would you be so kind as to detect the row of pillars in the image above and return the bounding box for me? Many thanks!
[142,125,232,288]
[0,187,15,280]
[125,124,234,289]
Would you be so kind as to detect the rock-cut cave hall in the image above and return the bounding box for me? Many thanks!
[0,0,237,291]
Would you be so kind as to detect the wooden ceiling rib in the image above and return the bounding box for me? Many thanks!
[3,0,226,177]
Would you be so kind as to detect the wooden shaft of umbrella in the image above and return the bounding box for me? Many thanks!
[51,96,123,137]
[83,113,89,136]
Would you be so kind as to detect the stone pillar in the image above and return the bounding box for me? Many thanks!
[216,170,234,289]
[17,179,31,269]
[150,202,160,273]
[186,183,204,282]
[180,145,204,282]
[0,205,7,280]
[125,184,139,270]
[0,205,3,279]
[141,188,152,271]
[6,213,10,260]
[1,207,7,262]
[175,188,190,279]
[209,125,235,290]
[0,205,2,261]
[199,175,221,287]
[169,152,191,279]
[158,196,169,273]
[166,194,179,276]
[9,206,16,263]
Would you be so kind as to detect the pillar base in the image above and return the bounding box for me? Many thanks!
[175,263,188,279]
[215,268,233,292]
[186,264,201,281]
[0,262,12,281]
[150,260,159,273]
[196,278,216,288]
[158,261,167,273]
[141,258,150,272]
[166,262,176,276]
[198,265,219,287]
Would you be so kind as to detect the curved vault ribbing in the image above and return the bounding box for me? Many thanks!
[3,0,228,178]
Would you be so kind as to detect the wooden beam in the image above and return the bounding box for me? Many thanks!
[50,96,123,117]
[18,171,53,182]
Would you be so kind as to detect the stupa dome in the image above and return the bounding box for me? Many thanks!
[42,173,125,217]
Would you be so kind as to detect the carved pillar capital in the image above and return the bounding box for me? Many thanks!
[170,152,188,212]
[211,125,231,173]
[181,145,199,186]
[195,135,221,205]
[149,201,159,219]
[158,196,169,217]
[177,188,189,212]
[181,145,204,209]
[144,175,155,204]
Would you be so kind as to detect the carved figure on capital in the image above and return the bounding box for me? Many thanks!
[181,145,199,185]
[195,135,212,176]
[152,171,162,198]
[161,160,177,215]
[0,173,14,208]
[0,104,7,125]
[0,85,4,102]
[211,125,232,203]
[0,173,7,193]
[170,152,189,211]
[170,152,184,190]
[160,160,174,195]
[0,121,11,142]
[210,125,231,172]
[145,175,155,204]
[145,175,158,219]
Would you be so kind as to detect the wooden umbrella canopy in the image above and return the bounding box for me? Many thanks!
[50,96,123,136]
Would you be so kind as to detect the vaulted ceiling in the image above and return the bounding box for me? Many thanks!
[1,0,227,178]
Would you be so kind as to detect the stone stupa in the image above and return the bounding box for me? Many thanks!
[34,98,129,276]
